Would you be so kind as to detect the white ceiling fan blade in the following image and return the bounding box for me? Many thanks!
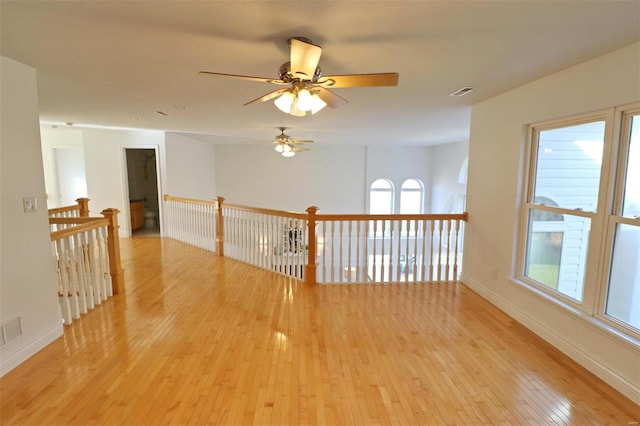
[290,38,322,80]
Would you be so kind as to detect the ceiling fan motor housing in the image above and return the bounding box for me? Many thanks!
[278,62,322,83]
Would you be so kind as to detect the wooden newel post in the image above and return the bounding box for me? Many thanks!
[305,206,319,285]
[76,197,90,217]
[216,196,225,256]
[101,208,125,294]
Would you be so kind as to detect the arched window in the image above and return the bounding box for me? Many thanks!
[369,179,394,214]
[400,179,423,214]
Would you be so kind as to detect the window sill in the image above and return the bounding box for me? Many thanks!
[508,276,640,352]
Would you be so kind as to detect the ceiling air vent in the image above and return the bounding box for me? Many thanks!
[449,87,474,97]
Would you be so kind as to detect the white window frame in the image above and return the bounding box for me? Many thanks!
[517,104,640,339]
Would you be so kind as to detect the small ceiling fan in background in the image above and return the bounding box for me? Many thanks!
[199,37,399,116]
[273,127,313,157]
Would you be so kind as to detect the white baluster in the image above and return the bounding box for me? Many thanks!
[396,220,403,282]
[411,219,421,282]
[73,232,88,315]
[380,220,386,282]
[53,241,72,324]
[420,219,427,281]
[82,229,95,310]
[321,222,327,283]
[388,220,394,282]
[428,220,435,281]
[445,219,452,281]
[437,220,444,282]
[453,219,461,281]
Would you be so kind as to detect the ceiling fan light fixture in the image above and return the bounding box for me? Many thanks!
[274,91,295,113]
[282,150,295,158]
[296,89,313,111]
[275,143,284,153]
[310,94,327,114]
[289,102,306,117]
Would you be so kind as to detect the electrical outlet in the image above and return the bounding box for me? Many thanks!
[23,196,37,213]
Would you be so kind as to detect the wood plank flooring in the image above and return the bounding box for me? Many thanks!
[1,237,638,425]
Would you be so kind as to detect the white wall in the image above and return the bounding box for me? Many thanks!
[83,128,166,237]
[213,144,444,215]
[0,56,63,376]
[430,141,468,213]
[462,42,640,403]
[165,133,216,201]
[214,144,367,213]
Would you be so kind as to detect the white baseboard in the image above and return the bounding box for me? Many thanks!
[0,323,63,377]
[460,274,640,405]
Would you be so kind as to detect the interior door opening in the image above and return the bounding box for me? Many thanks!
[125,148,160,236]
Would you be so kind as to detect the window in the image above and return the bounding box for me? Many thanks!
[400,179,423,214]
[604,113,640,330]
[519,105,640,336]
[522,120,605,302]
[369,179,394,214]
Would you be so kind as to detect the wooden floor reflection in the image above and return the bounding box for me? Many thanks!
[1,237,638,425]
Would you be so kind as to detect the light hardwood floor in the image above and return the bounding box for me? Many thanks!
[1,237,638,425]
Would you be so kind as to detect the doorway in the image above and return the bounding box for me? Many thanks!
[125,148,160,236]
[53,146,88,207]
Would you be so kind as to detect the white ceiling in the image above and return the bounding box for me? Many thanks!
[1,1,639,147]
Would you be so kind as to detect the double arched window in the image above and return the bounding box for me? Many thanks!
[369,178,424,214]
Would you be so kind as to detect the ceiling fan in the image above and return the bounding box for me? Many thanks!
[199,37,399,117]
[273,127,313,157]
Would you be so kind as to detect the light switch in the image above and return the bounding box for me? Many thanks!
[23,196,38,213]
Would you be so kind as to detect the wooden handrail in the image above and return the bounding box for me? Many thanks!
[164,194,216,206]
[216,200,468,223]
[48,197,90,217]
[50,218,109,241]
[222,203,309,220]
[50,217,108,225]
[314,212,469,222]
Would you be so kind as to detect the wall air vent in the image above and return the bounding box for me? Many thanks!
[449,87,475,97]
[1,316,23,345]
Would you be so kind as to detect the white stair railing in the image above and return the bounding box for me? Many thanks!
[162,194,468,284]
[315,214,466,284]
[222,203,308,279]
[50,219,112,325]
[163,195,216,252]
